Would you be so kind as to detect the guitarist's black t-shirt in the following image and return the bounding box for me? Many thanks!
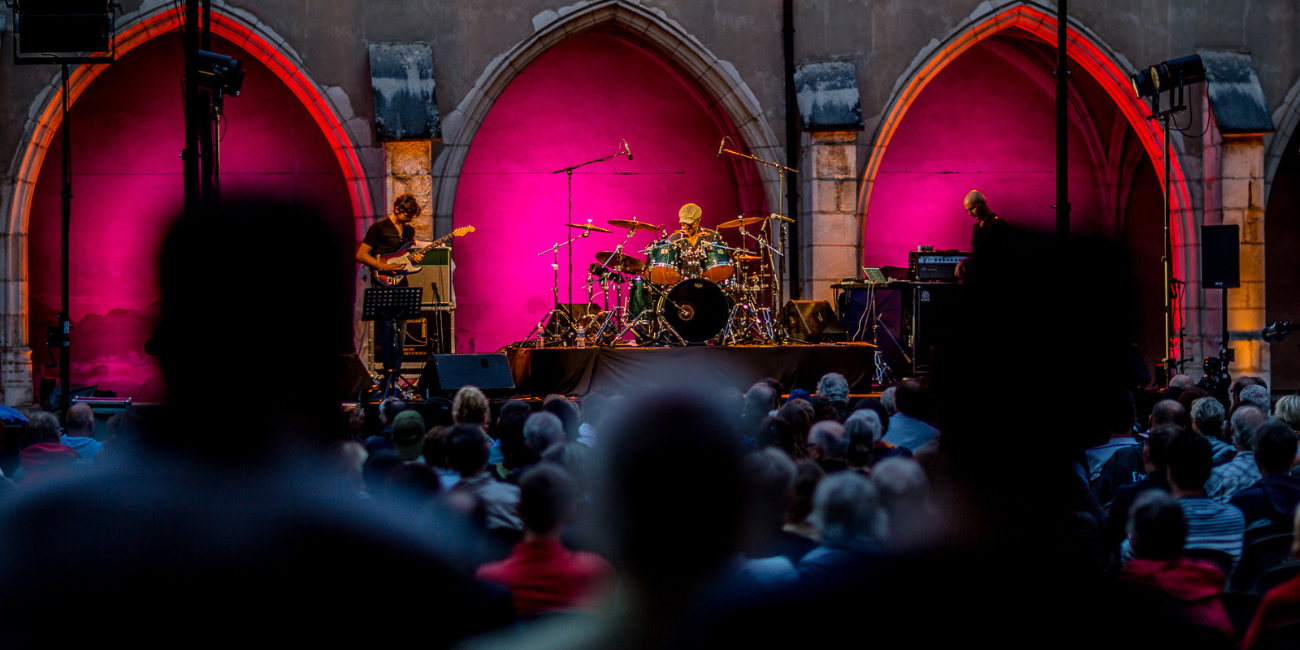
[362,219,414,256]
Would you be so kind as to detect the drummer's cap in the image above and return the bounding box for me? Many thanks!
[678,203,703,224]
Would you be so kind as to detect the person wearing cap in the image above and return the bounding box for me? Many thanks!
[668,203,721,250]
[391,410,427,463]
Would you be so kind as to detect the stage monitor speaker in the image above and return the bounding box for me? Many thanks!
[419,354,516,397]
[911,284,959,372]
[781,300,846,343]
[1201,225,1240,289]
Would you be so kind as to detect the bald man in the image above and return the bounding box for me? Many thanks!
[963,190,1009,253]
[61,402,103,462]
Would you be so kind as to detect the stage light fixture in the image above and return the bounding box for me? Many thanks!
[1130,54,1205,99]
[195,50,245,97]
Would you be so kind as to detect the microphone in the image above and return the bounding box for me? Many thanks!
[717,137,727,158]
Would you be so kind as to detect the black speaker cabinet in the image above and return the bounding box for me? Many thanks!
[1201,225,1240,289]
[781,300,846,343]
[911,284,959,372]
[419,354,516,397]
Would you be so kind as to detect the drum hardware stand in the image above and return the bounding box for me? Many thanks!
[624,282,686,346]
[553,140,632,315]
[525,230,592,345]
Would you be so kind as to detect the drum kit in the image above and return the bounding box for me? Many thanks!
[527,214,787,347]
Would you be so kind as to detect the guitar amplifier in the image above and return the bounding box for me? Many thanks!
[409,246,453,308]
[908,251,971,282]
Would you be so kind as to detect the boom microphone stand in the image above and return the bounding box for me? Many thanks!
[552,140,632,313]
[718,138,797,340]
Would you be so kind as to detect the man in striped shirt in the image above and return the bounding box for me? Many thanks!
[1206,405,1269,502]
[1167,430,1246,564]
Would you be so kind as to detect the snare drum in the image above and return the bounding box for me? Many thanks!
[646,240,681,285]
[700,243,735,283]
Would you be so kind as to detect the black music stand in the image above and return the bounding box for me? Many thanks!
[363,287,423,397]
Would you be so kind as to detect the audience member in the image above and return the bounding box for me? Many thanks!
[1169,374,1197,391]
[391,410,427,462]
[513,412,566,483]
[816,372,850,422]
[1231,376,1267,409]
[1229,420,1300,528]
[740,383,778,439]
[783,461,825,543]
[757,377,784,402]
[1119,491,1234,640]
[327,440,368,498]
[1190,397,1234,465]
[1148,398,1190,432]
[1206,406,1269,503]
[743,448,814,566]
[364,397,407,451]
[806,421,847,473]
[870,457,930,548]
[843,411,880,474]
[786,388,812,405]
[542,442,591,500]
[1105,425,1176,553]
[453,386,491,428]
[542,395,581,443]
[1159,430,1245,564]
[1242,509,1300,649]
[61,402,102,462]
[578,393,606,448]
[1240,384,1272,415]
[448,424,522,532]
[490,401,533,481]
[1084,389,1137,483]
[879,386,897,416]
[591,391,749,648]
[18,412,85,484]
[776,401,812,459]
[754,415,796,457]
[882,379,939,452]
[1273,395,1300,431]
[810,396,840,425]
[1176,387,1211,418]
[476,464,614,614]
[795,472,885,581]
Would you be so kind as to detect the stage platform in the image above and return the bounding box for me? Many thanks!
[505,343,877,397]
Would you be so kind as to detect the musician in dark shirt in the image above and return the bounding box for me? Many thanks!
[356,193,428,394]
[667,203,724,278]
[964,190,1008,252]
[957,190,1009,279]
[357,193,422,274]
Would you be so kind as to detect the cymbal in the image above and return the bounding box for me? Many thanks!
[607,219,660,232]
[717,216,764,229]
[595,251,645,273]
[734,252,762,262]
[567,222,612,233]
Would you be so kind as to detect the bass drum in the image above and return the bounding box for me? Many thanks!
[658,278,730,343]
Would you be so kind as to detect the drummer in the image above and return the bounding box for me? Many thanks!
[668,203,721,250]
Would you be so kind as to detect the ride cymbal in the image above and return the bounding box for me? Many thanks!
[607,219,660,232]
[567,222,612,233]
[717,216,764,229]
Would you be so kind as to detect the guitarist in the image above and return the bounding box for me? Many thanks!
[356,193,432,393]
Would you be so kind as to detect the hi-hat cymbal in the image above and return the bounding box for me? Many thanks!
[607,219,660,232]
[717,216,764,229]
[595,251,646,273]
[567,222,612,233]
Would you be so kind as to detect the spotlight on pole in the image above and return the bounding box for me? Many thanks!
[195,50,245,96]
[1130,54,1204,99]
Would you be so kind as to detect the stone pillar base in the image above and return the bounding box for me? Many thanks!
[1,347,33,407]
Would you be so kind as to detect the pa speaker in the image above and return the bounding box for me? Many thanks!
[781,300,846,343]
[1201,225,1240,289]
[419,354,516,397]
[338,354,375,401]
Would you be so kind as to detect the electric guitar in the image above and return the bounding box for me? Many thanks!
[372,225,475,286]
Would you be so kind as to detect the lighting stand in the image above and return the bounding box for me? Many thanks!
[1147,85,1188,383]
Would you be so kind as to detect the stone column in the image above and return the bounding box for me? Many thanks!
[800,131,859,302]
[385,140,434,238]
[1220,135,1269,386]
